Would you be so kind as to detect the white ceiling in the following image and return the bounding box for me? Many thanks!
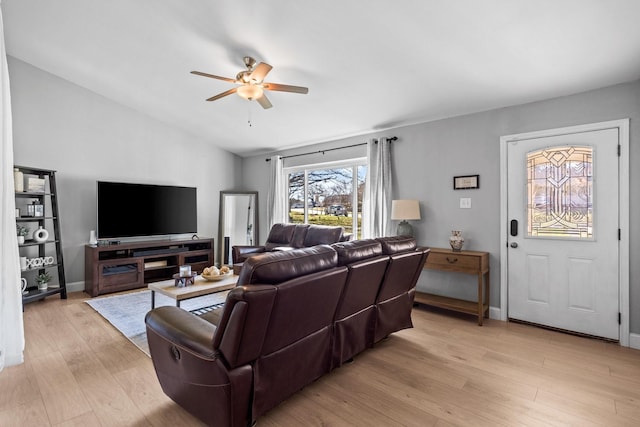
[4,0,640,157]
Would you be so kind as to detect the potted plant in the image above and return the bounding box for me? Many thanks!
[35,272,52,291]
[16,224,29,244]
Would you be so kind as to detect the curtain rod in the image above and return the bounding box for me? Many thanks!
[265,136,397,161]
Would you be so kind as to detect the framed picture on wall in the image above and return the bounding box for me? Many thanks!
[453,174,479,190]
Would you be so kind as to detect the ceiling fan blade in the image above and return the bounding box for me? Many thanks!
[191,70,236,83]
[206,87,237,102]
[263,82,309,94]
[249,62,273,83]
[256,93,273,109]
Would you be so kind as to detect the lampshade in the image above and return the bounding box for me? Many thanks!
[391,199,421,221]
[237,84,263,100]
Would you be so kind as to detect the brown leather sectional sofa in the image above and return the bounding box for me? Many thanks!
[231,222,347,264]
[145,236,430,427]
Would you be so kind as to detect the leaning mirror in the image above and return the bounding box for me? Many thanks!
[218,191,259,266]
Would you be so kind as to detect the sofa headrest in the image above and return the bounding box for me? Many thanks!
[237,245,338,285]
[266,223,297,245]
[290,224,310,248]
[375,236,417,254]
[331,239,383,266]
[303,225,344,246]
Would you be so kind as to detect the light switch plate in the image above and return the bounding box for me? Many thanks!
[460,198,471,209]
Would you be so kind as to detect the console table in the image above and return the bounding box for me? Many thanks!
[414,247,490,325]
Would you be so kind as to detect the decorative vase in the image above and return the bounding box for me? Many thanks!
[38,281,48,291]
[33,226,49,243]
[449,230,464,252]
[17,235,25,244]
[89,230,98,245]
[14,168,24,192]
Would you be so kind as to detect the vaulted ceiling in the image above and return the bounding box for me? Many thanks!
[4,0,640,156]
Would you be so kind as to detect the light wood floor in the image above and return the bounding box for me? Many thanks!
[1,292,640,426]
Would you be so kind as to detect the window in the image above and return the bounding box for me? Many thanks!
[286,159,367,239]
[527,146,593,239]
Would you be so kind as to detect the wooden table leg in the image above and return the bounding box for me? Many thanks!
[477,272,483,326]
[485,271,490,320]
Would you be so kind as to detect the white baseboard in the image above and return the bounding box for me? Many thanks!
[629,333,640,350]
[489,305,501,320]
[66,280,84,294]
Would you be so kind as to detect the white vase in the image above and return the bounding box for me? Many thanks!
[89,230,98,245]
[38,281,48,291]
[449,230,465,252]
[17,235,25,244]
[33,226,49,243]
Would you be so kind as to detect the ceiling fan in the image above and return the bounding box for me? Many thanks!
[191,56,309,109]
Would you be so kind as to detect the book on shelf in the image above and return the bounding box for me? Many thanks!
[144,260,168,269]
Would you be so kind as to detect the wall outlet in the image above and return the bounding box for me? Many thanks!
[460,198,472,209]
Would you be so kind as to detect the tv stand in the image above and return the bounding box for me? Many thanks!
[84,238,214,297]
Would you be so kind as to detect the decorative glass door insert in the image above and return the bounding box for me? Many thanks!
[526,145,593,239]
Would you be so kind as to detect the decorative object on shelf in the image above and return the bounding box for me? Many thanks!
[21,278,28,294]
[36,272,52,291]
[33,201,44,217]
[89,230,98,246]
[449,230,465,252]
[20,256,27,271]
[391,199,421,237]
[27,177,46,193]
[453,174,480,190]
[14,168,24,192]
[16,224,30,244]
[15,208,20,217]
[33,226,49,243]
[26,202,35,217]
[173,272,197,287]
[26,256,55,269]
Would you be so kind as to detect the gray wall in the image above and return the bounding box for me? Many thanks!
[242,79,640,333]
[10,58,242,290]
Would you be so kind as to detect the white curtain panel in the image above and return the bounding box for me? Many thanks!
[363,137,392,238]
[267,155,287,230]
[0,1,25,371]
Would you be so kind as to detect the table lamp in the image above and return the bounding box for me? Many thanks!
[391,199,421,236]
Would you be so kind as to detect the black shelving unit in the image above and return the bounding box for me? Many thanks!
[15,166,67,303]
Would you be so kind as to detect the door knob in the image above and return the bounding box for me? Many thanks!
[510,242,518,248]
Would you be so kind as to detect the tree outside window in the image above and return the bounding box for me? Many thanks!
[287,161,366,239]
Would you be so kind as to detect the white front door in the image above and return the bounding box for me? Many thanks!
[506,126,620,340]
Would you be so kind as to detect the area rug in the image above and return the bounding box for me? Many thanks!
[86,289,229,356]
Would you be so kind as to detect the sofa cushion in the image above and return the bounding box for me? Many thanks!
[331,239,383,267]
[303,225,344,246]
[376,236,417,254]
[237,245,338,286]
[264,223,297,251]
[290,224,310,248]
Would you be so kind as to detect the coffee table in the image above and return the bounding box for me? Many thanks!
[148,274,237,309]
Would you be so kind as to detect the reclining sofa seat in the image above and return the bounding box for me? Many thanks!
[145,245,347,427]
[330,238,389,368]
[373,236,431,343]
[232,223,345,264]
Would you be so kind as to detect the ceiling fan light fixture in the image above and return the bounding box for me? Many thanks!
[237,84,263,100]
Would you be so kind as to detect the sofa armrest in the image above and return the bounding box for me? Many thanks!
[145,306,218,359]
[232,245,266,264]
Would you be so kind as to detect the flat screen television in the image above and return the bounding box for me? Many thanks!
[97,181,197,239]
